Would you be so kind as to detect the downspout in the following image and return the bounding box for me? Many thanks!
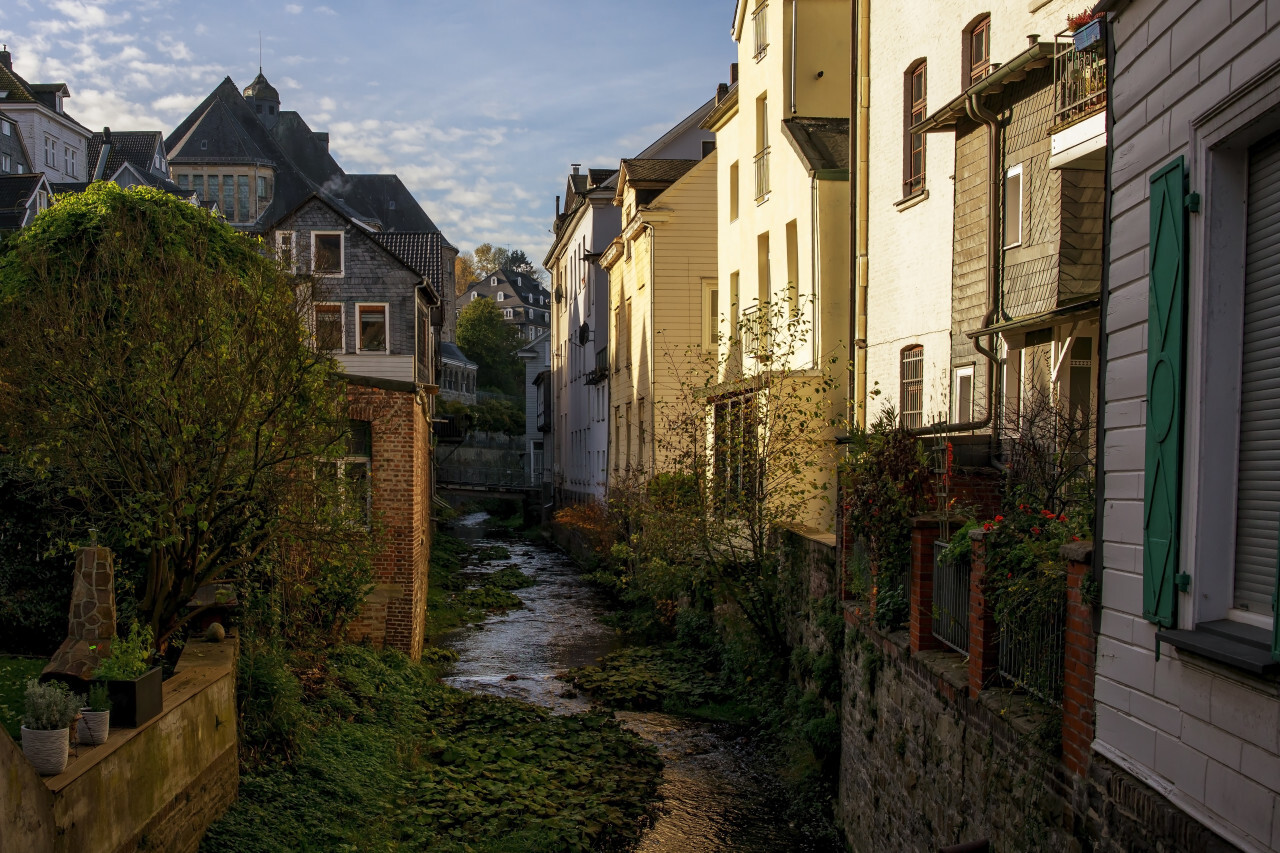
[1091,12,1117,582]
[790,0,798,114]
[811,174,820,367]
[645,222,657,477]
[852,0,870,429]
[914,93,1002,437]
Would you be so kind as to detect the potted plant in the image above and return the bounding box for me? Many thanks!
[78,683,112,746]
[20,679,83,776]
[93,622,162,728]
[1068,11,1103,49]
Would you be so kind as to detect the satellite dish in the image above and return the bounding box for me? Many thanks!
[578,322,591,347]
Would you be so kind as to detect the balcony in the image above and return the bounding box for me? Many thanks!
[741,304,772,361]
[1049,28,1107,170]
[752,2,768,61]
[754,146,770,201]
[584,346,609,385]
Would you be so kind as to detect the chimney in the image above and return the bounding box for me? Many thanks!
[571,163,581,175]
[0,45,10,71]
[93,127,113,181]
[315,131,329,150]
[730,62,738,84]
[555,195,561,217]
[716,83,729,104]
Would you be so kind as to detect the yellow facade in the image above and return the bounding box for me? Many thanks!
[706,0,852,531]
[601,153,718,485]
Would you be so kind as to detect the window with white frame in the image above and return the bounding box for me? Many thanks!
[44,137,56,168]
[317,419,372,527]
[276,231,295,269]
[1004,164,1023,248]
[64,146,76,178]
[312,231,344,275]
[496,292,505,301]
[314,303,344,352]
[0,120,10,136]
[357,304,388,352]
[900,345,924,429]
[954,365,974,423]
[504,308,513,319]
[1,154,9,173]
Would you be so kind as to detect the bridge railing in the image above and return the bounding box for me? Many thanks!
[437,465,537,489]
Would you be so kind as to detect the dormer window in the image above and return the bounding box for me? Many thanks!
[269,105,276,115]
[497,292,505,301]
[491,276,498,286]
[200,139,208,150]
[388,200,396,210]
[55,93,63,113]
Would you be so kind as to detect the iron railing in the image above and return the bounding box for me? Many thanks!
[437,465,534,489]
[1053,27,1106,127]
[931,541,970,653]
[752,2,768,60]
[997,590,1067,706]
[741,304,771,360]
[754,146,771,200]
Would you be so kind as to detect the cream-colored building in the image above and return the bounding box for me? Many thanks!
[600,154,717,481]
[703,0,851,531]
[861,0,1104,444]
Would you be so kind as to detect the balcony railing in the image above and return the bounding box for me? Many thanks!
[931,541,970,653]
[754,146,770,201]
[1053,27,1107,128]
[740,304,772,361]
[752,2,768,60]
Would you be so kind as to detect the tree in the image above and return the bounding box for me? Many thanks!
[472,243,544,283]
[0,183,372,647]
[455,297,524,396]
[454,251,477,295]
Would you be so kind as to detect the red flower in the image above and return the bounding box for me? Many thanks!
[982,523,993,531]
[1007,573,1012,579]
[1019,503,1028,511]
[994,515,1004,522]
[1058,514,1068,523]
[1042,510,1055,518]
[1071,535,1080,541]
[1032,526,1042,535]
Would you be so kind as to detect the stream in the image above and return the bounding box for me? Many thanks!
[440,512,841,853]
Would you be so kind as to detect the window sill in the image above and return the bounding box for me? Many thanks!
[894,189,929,211]
[1157,620,1280,677]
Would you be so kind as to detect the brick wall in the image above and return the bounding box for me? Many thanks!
[346,381,430,660]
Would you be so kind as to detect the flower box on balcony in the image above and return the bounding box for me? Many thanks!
[1073,19,1102,51]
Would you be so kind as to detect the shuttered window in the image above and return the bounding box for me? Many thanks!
[900,346,924,430]
[1233,135,1280,616]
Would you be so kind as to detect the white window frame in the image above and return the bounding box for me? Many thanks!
[356,302,390,354]
[313,302,345,353]
[44,137,56,168]
[954,364,975,423]
[276,230,296,271]
[311,230,345,276]
[496,291,505,301]
[1181,67,1280,632]
[1,154,9,174]
[1003,163,1023,249]
[1,120,10,136]
[503,308,513,319]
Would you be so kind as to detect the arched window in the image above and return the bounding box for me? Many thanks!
[963,14,991,88]
[900,345,924,430]
[904,60,927,196]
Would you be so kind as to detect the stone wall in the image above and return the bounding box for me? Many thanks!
[0,636,238,853]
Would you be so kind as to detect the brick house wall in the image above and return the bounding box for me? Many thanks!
[345,378,431,660]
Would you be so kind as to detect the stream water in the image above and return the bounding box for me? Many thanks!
[440,512,842,853]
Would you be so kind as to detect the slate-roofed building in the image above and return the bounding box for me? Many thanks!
[0,110,33,178]
[0,172,50,231]
[0,45,90,184]
[461,268,552,341]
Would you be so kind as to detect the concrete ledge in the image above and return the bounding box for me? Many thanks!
[1,636,239,853]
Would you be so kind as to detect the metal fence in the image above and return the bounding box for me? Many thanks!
[1053,28,1107,127]
[437,466,532,489]
[997,591,1067,706]
[931,541,970,653]
[754,146,771,200]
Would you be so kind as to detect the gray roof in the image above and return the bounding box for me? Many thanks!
[781,117,850,176]
[620,158,701,185]
[371,231,445,293]
[441,341,477,368]
[88,130,163,179]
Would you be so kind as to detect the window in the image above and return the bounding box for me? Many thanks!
[704,280,719,352]
[276,231,294,269]
[65,147,76,178]
[237,175,249,221]
[900,346,924,429]
[755,95,770,200]
[318,419,372,527]
[208,175,220,209]
[1,154,9,173]
[314,303,344,352]
[905,61,927,196]
[729,161,740,221]
[200,139,208,150]
[503,308,513,319]
[964,15,991,87]
[1004,163,1023,248]
[0,120,9,136]
[357,304,388,352]
[257,175,268,198]
[191,174,205,198]
[313,231,344,275]
[496,292,505,301]
[470,292,477,301]
[222,178,234,222]
[785,220,799,317]
[177,174,189,190]
[752,1,768,61]
[44,137,55,168]
[713,393,760,513]
[954,365,975,423]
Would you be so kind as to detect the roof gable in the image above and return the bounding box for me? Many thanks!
[89,130,165,180]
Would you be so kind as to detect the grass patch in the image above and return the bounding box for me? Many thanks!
[0,656,48,740]
[566,647,726,712]
[425,531,528,641]
[203,644,661,853]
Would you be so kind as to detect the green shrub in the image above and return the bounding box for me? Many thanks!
[93,622,154,680]
[22,679,82,730]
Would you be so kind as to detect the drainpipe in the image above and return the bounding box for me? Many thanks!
[913,93,1002,438]
[851,0,870,429]
[645,222,657,477]
[790,0,798,114]
[811,174,820,367]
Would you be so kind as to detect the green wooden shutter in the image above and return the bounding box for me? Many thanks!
[1143,157,1188,628]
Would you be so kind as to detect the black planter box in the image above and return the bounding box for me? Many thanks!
[100,666,163,728]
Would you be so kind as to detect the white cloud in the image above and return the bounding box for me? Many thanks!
[151,92,203,115]
[156,37,192,62]
[314,5,336,14]
[284,4,303,13]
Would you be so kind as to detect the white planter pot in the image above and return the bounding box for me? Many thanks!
[78,709,110,746]
[20,725,69,776]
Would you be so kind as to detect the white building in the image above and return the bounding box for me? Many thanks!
[1094,1,1280,850]
[0,47,90,185]
[544,100,715,506]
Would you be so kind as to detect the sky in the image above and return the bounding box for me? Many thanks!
[0,0,738,262]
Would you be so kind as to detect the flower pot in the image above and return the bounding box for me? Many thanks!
[101,666,163,729]
[21,726,69,776]
[78,708,110,745]
[1073,19,1102,50]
